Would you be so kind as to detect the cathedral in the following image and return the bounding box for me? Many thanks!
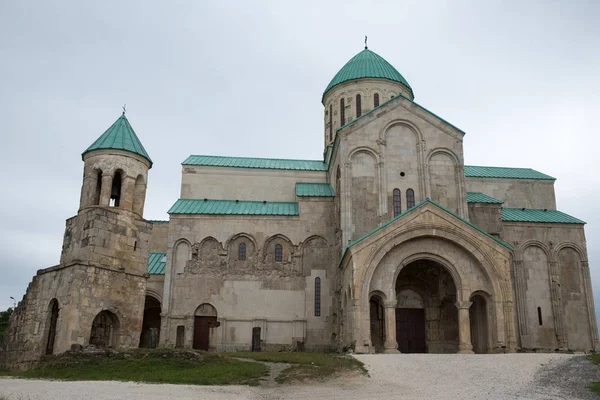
[2,46,598,369]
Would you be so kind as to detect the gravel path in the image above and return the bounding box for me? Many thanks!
[1,353,599,400]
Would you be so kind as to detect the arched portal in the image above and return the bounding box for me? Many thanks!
[45,299,59,355]
[470,293,489,354]
[369,294,385,353]
[395,259,458,353]
[193,303,217,351]
[139,296,161,348]
[90,310,119,348]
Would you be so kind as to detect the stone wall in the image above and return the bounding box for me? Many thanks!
[466,177,556,210]
[148,221,169,252]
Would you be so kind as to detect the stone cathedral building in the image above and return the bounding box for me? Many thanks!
[2,46,598,369]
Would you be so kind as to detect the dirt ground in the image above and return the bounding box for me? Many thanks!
[1,353,599,400]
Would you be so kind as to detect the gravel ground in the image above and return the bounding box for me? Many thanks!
[1,353,598,400]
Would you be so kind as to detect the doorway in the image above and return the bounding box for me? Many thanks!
[193,303,217,351]
[396,308,426,353]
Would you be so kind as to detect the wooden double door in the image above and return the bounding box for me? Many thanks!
[193,316,217,350]
[396,308,426,353]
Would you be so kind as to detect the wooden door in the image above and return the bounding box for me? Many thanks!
[396,308,426,353]
[193,316,216,350]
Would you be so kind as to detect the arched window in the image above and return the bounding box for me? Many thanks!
[238,243,246,261]
[274,244,283,262]
[374,93,380,107]
[94,170,102,206]
[329,104,333,141]
[340,98,345,126]
[315,277,321,317]
[356,94,362,117]
[110,171,122,207]
[393,188,401,217]
[406,189,415,209]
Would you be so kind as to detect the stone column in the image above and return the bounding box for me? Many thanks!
[99,174,114,207]
[456,301,474,354]
[119,176,135,212]
[383,300,399,353]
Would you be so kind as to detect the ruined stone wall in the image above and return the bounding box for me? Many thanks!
[466,177,556,210]
[1,263,146,370]
[161,199,337,352]
[502,222,598,352]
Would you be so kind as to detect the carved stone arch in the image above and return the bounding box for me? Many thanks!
[348,146,380,162]
[369,289,387,302]
[225,232,258,252]
[173,238,192,274]
[226,233,257,265]
[380,119,424,143]
[554,242,586,261]
[300,235,330,276]
[262,234,296,267]
[426,147,461,165]
[196,236,224,252]
[517,240,553,262]
[145,288,163,304]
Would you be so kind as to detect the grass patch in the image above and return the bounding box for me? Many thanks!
[226,352,367,383]
[2,349,268,386]
[587,355,600,394]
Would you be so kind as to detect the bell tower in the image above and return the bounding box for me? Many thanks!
[61,112,153,276]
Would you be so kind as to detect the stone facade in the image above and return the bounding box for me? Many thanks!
[2,48,598,370]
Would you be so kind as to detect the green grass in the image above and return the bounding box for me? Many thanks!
[226,352,367,383]
[2,349,268,386]
[588,354,600,395]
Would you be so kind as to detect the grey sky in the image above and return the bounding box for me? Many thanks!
[1,0,599,319]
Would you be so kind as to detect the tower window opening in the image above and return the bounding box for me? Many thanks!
[356,94,362,118]
[110,171,122,207]
[374,93,380,108]
[94,170,102,206]
[393,188,401,217]
[238,243,246,261]
[134,241,137,251]
[340,98,345,126]
[537,307,543,325]
[315,277,321,317]
[274,244,283,262]
[406,189,415,209]
[329,104,333,141]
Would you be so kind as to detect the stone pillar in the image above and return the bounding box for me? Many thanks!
[456,301,474,354]
[383,300,399,354]
[120,176,135,212]
[99,174,113,206]
[548,261,566,349]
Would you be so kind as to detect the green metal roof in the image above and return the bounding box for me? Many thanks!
[323,49,412,101]
[340,198,513,267]
[502,208,585,224]
[338,93,465,135]
[466,192,503,204]
[168,199,299,216]
[82,113,152,166]
[464,166,555,180]
[148,252,166,275]
[296,183,335,197]
[183,155,328,171]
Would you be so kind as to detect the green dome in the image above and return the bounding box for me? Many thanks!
[82,113,152,166]
[322,49,412,102]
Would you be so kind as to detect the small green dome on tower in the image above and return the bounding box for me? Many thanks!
[82,113,152,167]
[322,48,412,102]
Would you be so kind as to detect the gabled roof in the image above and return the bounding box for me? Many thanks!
[82,113,152,166]
[337,94,465,135]
[182,155,328,171]
[340,198,513,267]
[148,252,166,275]
[323,49,412,101]
[464,166,555,180]
[502,208,585,224]
[168,199,299,216]
[296,183,335,197]
[466,192,503,204]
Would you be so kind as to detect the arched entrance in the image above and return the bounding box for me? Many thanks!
[139,296,161,348]
[193,303,217,350]
[395,259,459,353]
[470,293,490,354]
[90,310,119,348]
[369,294,385,352]
[45,299,59,355]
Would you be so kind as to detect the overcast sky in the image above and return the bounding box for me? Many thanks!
[1,1,599,324]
